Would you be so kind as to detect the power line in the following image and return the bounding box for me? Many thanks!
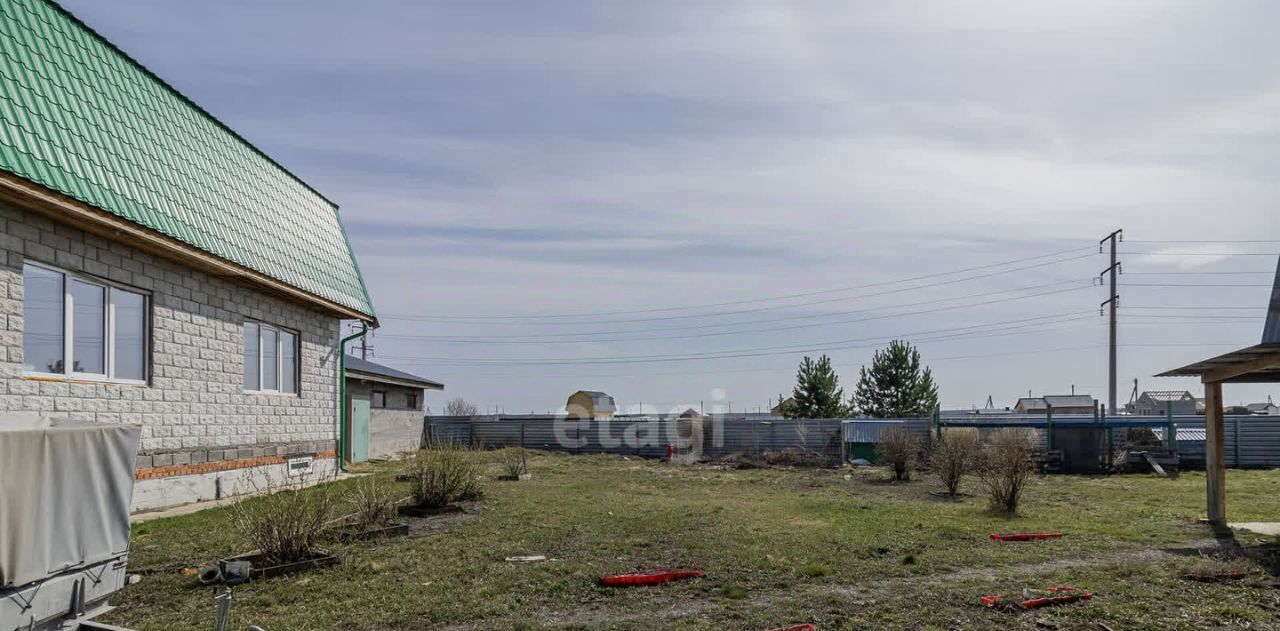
[375,282,1094,344]
[1126,252,1279,256]
[1122,271,1274,276]
[397,341,1244,381]
[1124,306,1259,310]
[378,247,1098,324]
[1124,283,1271,287]
[373,312,1101,366]
[1126,239,1280,244]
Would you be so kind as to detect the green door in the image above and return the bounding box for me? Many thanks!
[351,398,371,463]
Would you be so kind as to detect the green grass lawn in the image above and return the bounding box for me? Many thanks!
[104,452,1280,630]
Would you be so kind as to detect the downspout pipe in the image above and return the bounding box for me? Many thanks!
[337,322,368,473]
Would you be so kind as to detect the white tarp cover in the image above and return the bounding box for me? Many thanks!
[0,416,140,587]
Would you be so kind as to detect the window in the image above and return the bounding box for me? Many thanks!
[22,262,148,382]
[371,390,386,408]
[406,392,419,410]
[243,321,298,393]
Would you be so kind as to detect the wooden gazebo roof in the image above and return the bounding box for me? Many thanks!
[1158,343,1280,384]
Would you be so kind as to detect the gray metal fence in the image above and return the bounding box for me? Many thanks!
[425,415,930,460]
[427,416,681,458]
[426,413,1280,467]
[937,414,1280,468]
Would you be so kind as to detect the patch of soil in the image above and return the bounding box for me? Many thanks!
[404,504,481,539]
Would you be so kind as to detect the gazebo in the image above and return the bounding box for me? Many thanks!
[1158,256,1280,525]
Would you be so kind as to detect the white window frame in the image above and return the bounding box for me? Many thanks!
[22,261,149,385]
[244,321,299,395]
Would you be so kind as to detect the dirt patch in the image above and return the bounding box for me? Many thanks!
[404,502,483,538]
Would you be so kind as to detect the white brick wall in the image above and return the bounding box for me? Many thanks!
[0,201,341,455]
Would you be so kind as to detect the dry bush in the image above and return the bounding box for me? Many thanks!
[406,443,482,509]
[500,447,529,478]
[977,429,1035,513]
[231,471,335,565]
[878,426,920,481]
[345,476,401,529]
[930,429,980,496]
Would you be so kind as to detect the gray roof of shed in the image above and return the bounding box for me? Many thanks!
[345,355,443,390]
[574,390,617,412]
[1017,395,1096,410]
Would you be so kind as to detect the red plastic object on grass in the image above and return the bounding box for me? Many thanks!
[598,570,706,587]
[990,531,1063,542]
[766,625,816,631]
[981,586,1092,609]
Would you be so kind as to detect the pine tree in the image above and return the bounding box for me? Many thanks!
[787,355,848,418]
[852,340,940,418]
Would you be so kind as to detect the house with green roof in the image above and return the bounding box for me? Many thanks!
[0,0,377,510]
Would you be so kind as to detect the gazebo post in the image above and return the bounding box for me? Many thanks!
[1203,380,1226,525]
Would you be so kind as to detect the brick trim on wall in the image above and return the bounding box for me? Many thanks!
[136,450,337,480]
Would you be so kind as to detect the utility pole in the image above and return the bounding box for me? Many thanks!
[1100,229,1123,418]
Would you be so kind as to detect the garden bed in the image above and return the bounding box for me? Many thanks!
[335,522,410,543]
[399,503,464,518]
[224,551,339,581]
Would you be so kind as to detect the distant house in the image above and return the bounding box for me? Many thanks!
[345,356,443,461]
[1246,398,1278,416]
[771,398,796,417]
[1130,391,1199,416]
[1014,395,1097,415]
[566,390,617,420]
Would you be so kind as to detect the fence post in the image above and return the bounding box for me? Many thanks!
[1233,415,1241,467]
[1046,404,1055,451]
[933,406,942,444]
[1103,404,1112,470]
[520,421,526,450]
[1165,401,1176,451]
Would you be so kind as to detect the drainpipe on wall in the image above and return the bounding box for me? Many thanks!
[337,322,368,473]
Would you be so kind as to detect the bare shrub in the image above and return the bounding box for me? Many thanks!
[878,426,920,480]
[230,471,335,565]
[500,447,528,478]
[977,429,1035,513]
[406,444,482,509]
[443,398,479,417]
[930,429,980,496]
[345,477,401,529]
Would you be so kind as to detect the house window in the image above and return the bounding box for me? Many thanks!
[406,392,419,410]
[243,321,298,394]
[22,262,148,382]
[371,390,386,408]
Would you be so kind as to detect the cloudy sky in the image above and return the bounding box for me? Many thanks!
[62,1,1279,414]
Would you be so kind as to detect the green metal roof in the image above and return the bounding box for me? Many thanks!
[0,0,375,318]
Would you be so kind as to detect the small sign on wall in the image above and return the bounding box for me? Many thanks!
[286,455,314,476]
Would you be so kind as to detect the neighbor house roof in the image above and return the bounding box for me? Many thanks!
[345,355,442,390]
[575,390,617,413]
[1140,390,1196,403]
[0,0,375,319]
[1016,395,1096,411]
